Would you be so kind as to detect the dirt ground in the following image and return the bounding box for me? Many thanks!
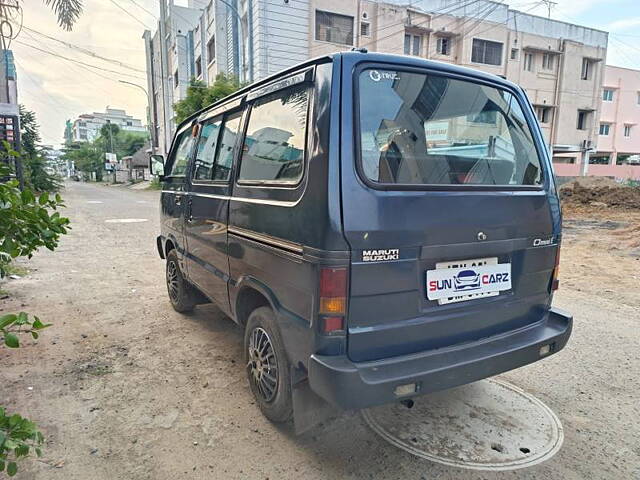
[1,181,639,479]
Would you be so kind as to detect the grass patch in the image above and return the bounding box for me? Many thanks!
[4,263,28,277]
[146,178,162,190]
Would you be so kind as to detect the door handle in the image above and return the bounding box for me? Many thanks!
[174,194,182,206]
[186,196,193,222]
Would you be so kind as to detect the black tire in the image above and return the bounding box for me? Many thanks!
[165,249,196,313]
[244,306,292,423]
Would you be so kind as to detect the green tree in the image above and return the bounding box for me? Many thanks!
[19,106,63,192]
[174,74,242,124]
[0,147,69,476]
[118,132,146,157]
[63,142,103,181]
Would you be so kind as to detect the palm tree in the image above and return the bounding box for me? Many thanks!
[42,0,83,31]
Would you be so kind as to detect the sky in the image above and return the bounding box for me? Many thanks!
[14,0,640,148]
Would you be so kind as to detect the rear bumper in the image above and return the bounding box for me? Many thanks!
[308,307,572,410]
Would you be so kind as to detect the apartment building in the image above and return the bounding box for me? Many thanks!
[71,108,146,142]
[308,0,607,169]
[579,65,640,180]
[144,0,608,168]
[143,0,233,154]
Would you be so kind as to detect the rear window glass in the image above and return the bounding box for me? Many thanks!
[358,69,543,186]
[238,85,308,184]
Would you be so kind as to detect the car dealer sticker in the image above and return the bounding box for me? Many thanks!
[426,263,512,301]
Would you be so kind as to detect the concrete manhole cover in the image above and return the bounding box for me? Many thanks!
[362,378,563,471]
[104,218,148,223]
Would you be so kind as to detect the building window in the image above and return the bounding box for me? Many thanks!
[195,56,202,77]
[206,2,213,24]
[577,110,590,130]
[624,125,632,137]
[315,10,354,45]
[174,70,179,87]
[535,106,551,124]
[523,53,533,72]
[637,92,640,105]
[589,154,610,165]
[207,36,215,62]
[602,89,614,102]
[404,34,422,56]
[599,123,610,136]
[360,22,370,37]
[436,37,451,56]
[581,58,594,80]
[542,53,554,71]
[510,48,519,60]
[471,38,502,66]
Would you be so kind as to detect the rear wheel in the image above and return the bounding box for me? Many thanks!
[165,249,196,313]
[244,306,292,423]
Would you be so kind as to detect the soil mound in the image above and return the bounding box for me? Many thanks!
[559,177,640,209]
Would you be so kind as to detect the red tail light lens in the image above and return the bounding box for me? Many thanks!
[319,267,348,333]
[322,316,344,333]
[320,267,347,299]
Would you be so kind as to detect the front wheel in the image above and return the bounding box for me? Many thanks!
[165,249,196,313]
[244,307,292,423]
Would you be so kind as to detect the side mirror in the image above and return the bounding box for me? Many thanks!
[149,154,165,177]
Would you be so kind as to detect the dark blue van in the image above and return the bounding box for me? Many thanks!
[151,51,572,429]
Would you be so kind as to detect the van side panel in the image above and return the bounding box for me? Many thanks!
[227,61,349,368]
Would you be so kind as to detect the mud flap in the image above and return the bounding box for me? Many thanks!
[291,368,339,435]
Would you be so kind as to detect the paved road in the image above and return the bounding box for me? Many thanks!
[2,181,638,479]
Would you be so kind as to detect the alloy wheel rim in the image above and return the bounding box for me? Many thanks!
[247,327,278,402]
[166,260,179,301]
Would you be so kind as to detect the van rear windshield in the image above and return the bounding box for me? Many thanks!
[357,69,543,187]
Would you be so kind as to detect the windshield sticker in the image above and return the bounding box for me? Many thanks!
[368,70,399,82]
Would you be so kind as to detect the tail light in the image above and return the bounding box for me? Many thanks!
[551,246,560,291]
[319,267,347,333]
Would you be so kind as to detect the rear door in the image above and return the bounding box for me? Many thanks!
[342,60,559,363]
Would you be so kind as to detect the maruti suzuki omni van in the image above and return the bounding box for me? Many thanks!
[151,51,572,429]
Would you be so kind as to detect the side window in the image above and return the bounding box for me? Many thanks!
[169,129,195,177]
[192,118,222,181]
[213,111,242,181]
[238,85,308,184]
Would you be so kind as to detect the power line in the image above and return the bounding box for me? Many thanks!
[126,0,157,19]
[14,40,146,80]
[22,25,146,73]
[107,0,152,29]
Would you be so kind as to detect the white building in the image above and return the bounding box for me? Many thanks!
[143,0,608,171]
[72,108,147,142]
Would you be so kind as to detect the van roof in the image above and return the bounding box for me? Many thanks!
[180,51,522,130]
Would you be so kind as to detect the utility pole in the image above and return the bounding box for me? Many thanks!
[541,0,557,18]
[106,119,116,184]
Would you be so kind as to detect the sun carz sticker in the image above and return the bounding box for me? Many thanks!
[426,263,512,301]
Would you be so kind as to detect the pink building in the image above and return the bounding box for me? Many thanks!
[554,65,640,180]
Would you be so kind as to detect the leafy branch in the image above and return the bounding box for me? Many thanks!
[0,408,45,477]
[1,312,51,348]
